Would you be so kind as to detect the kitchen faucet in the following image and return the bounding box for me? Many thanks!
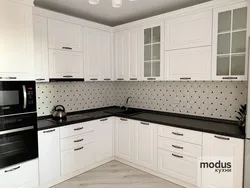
[124,97,132,110]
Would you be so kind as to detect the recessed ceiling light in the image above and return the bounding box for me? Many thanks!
[112,0,122,8]
[89,0,99,5]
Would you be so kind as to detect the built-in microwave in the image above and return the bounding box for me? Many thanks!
[0,81,36,116]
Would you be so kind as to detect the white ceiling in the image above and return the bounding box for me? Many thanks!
[34,0,211,26]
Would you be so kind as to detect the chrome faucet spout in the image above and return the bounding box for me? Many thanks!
[125,97,132,110]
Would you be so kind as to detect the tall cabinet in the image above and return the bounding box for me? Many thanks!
[212,2,248,80]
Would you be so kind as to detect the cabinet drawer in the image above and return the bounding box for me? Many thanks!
[158,149,201,186]
[61,143,95,175]
[158,125,202,145]
[60,122,94,138]
[158,136,201,159]
[61,132,95,151]
[0,159,38,188]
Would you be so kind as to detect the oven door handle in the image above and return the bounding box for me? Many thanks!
[22,85,27,109]
[0,126,34,136]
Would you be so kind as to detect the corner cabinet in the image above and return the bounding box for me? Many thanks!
[0,0,35,80]
[212,2,248,81]
[142,22,164,81]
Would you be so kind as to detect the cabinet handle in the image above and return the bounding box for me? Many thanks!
[90,78,98,81]
[74,146,84,151]
[130,78,137,81]
[222,77,238,80]
[5,166,20,173]
[172,132,184,136]
[180,77,191,80]
[4,77,17,79]
[172,154,183,159]
[117,78,124,81]
[36,78,45,81]
[214,135,230,140]
[62,47,72,50]
[120,118,127,121]
[104,78,111,81]
[74,127,83,131]
[43,129,55,133]
[147,78,156,81]
[100,118,108,121]
[63,75,73,78]
[74,139,84,143]
[172,145,183,149]
[141,122,150,125]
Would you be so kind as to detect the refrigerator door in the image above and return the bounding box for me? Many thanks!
[244,139,250,188]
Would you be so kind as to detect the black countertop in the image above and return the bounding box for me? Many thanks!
[37,106,245,139]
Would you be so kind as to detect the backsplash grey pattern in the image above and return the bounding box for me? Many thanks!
[37,81,247,120]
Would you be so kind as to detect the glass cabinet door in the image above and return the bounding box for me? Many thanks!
[143,25,162,80]
[214,4,248,80]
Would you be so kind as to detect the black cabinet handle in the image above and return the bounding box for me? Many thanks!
[63,75,73,78]
[100,118,108,122]
[214,135,230,140]
[104,78,111,81]
[4,77,17,79]
[172,145,183,149]
[120,118,127,121]
[36,78,45,81]
[74,127,83,131]
[172,154,183,158]
[74,147,84,151]
[90,78,98,81]
[117,78,124,81]
[5,166,20,173]
[62,47,72,50]
[43,129,55,133]
[172,132,184,136]
[222,77,238,80]
[130,78,137,81]
[141,122,150,125]
[147,78,156,81]
[74,139,84,143]
[180,77,191,80]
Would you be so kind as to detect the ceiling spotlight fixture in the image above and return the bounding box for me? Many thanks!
[89,0,137,8]
[89,0,99,5]
[112,0,122,8]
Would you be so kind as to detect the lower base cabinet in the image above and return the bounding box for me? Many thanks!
[158,149,201,186]
[0,159,38,188]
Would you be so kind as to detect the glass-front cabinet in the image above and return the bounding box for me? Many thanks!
[142,22,164,80]
[212,3,248,80]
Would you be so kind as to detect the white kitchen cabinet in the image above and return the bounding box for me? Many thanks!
[134,121,157,171]
[212,2,248,81]
[38,128,60,185]
[84,27,112,81]
[202,133,244,188]
[142,22,164,81]
[165,10,212,50]
[49,49,84,79]
[95,118,114,162]
[158,149,201,186]
[33,14,49,82]
[128,27,141,81]
[165,46,211,80]
[0,159,39,188]
[48,19,83,52]
[115,118,134,162]
[0,0,34,80]
[114,30,129,81]
[61,143,95,175]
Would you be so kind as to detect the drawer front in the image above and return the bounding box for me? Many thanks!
[60,122,94,138]
[61,132,95,151]
[158,125,202,145]
[0,159,38,188]
[158,136,201,159]
[158,149,201,186]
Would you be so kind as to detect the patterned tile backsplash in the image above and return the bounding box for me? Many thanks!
[37,81,248,120]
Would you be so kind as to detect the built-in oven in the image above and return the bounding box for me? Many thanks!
[0,113,38,169]
[0,81,36,116]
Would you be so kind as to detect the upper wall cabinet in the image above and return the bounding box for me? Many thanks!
[48,19,84,52]
[165,10,212,50]
[115,30,129,81]
[33,15,49,82]
[142,22,164,81]
[0,0,34,80]
[212,2,248,81]
[84,27,112,81]
[49,49,84,79]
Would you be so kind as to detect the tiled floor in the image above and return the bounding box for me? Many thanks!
[53,161,183,188]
